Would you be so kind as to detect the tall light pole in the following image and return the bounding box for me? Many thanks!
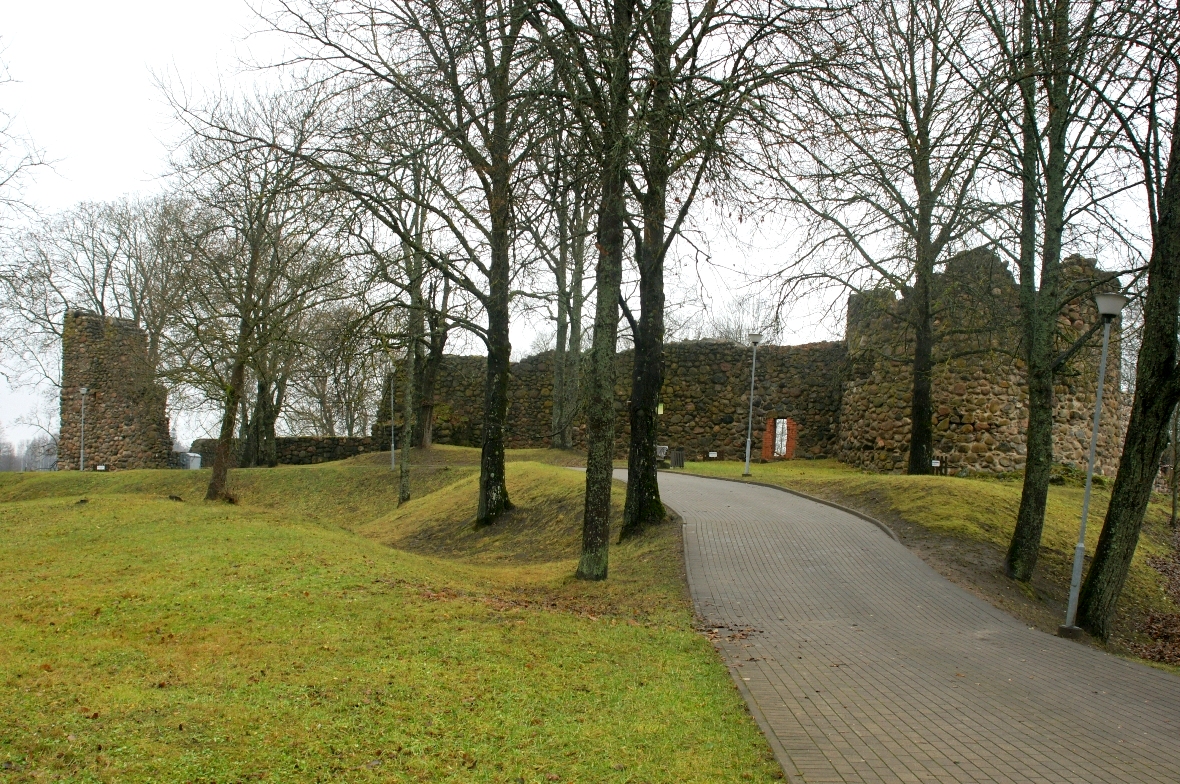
[743,333,763,477]
[79,387,89,472]
[1059,292,1127,639]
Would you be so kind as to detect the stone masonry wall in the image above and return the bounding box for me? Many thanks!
[839,253,1124,475]
[58,310,172,471]
[190,436,380,468]
[393,340,848,460]
[191,252,1125,476]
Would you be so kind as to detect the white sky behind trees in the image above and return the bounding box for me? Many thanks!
[0,1,839,443]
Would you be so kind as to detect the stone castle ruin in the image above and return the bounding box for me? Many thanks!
[839,251,1124,475]
[58,310,172,471]
[61,254,1124,476]
[408,253,1124,476]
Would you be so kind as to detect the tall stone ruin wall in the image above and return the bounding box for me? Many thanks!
[58,310,172,471]
[388,340,848,460]
[839,252,1124,475]
[411,252,1123,476]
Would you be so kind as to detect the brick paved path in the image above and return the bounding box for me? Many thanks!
[645,470,1180,784]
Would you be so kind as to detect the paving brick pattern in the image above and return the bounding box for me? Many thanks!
[646,471,1180,783]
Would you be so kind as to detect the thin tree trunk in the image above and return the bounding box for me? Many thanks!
[563,196,587,449]
[1006,0,1069,580]
[578,0,633,580]
[399,345,416,504]
[265,378,284,467]
[418,278,450,449]
[418,355,440,449]
[621,0,671,540]
[552,192,570,449]
[1077,101,1180,638]
[241,379,263,468]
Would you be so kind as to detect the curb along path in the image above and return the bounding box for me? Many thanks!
[628,470,1180,784]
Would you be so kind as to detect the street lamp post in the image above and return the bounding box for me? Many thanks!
[79,387,89,472]
[743,333,763,477]
[1059,293,1127,638]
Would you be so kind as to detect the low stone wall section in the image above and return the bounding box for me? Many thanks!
[191,436,379,468]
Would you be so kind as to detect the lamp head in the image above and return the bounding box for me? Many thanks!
[1094,293,1128,319]
[80,387,89,395]
[748,333,763,346]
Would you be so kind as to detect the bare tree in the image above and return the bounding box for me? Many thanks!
[284,302,384,437]
[171,92,343,501]
[0,196,187,389]
[266,0,544,525]
[619,0,819,539]
[1077,5,1180,637]
[524,108,595,450]
[975,0,1141,581]
[760,0,1001,480]
[0,55,47,219]
[532,0,637,579]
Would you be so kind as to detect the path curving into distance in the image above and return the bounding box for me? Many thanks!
[625,469,1180,784]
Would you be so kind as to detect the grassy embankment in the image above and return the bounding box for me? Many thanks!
[679,459,1178,647]
[0,447,782,782]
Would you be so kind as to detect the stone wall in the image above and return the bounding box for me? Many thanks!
[58,310,172,471]
[190,436,380,468]
[181,253,1127,477]
[391,340,848,460]
[839,252,1124,475]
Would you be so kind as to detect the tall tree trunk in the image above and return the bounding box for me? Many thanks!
[906,126,936,475]
[621,0,671,540]
[1077,101,1180,638]
[1006,0,1069,581]
[476,82,514,526]
[578,0,633,580]
[242,377,281,468]
[907,275,935,475]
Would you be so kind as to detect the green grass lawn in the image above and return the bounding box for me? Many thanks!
[677,459,1178,644]
[0,455,782,782]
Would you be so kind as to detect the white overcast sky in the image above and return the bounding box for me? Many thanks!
[0,1,837,444]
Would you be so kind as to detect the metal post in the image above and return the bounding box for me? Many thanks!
[396,368,401,472]
[744,342,759,477]
[79,387,88,472]
[1060,317,1113,635]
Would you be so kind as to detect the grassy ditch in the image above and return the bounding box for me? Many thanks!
[0,455,781,782]
[676,459,1178,649]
